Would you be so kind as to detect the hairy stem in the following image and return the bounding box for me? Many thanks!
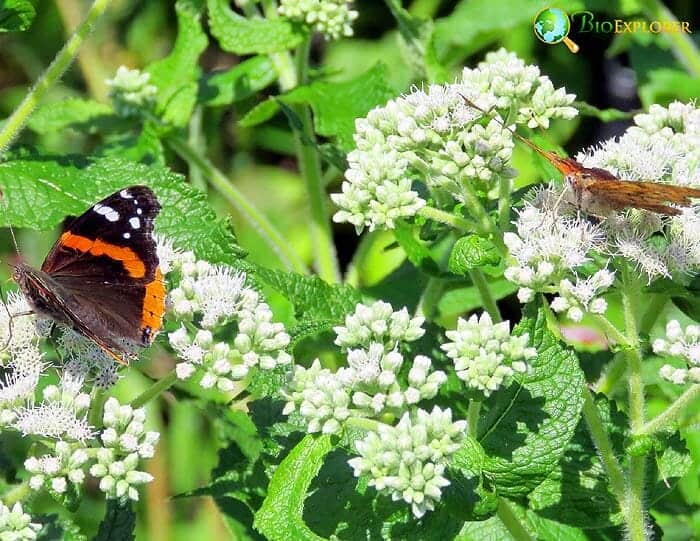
[581,389,627,503]
[2,482,30,506]
[467,399,482,438]
[469,269,502,322]
[0,0,112,155]
[638,383,700,436]
[130,370,178,409]
[593,352,626,395]
[88,389,108,429]
[496,499,535,541]
[166,137,307,274]
[417,205,477,232]
[497,176,512,232]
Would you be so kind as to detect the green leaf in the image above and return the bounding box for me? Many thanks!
[639,68,700,108]
[649,432,692,505]
[448,235,501,275]
[239,99,280,128]
[0,0,34,32]
[438,278,518,325]
[199,56,277,106]
[147,0,208,126]
[0,156,246,265]
[27,99,115,134]
[392,221,444,277]
[97,123,165,166]
[289,318,337,349]
[207,0,302,55]
[283,64,397,150]
[92,500,135,541]
[476,304,586,496]
[253,434,332,541]
[255,267,361,321]
[36,514,87,541]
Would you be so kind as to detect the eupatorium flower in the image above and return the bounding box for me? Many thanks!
[278,0,358,40]
[106,66,157,117]
[332,48,577,233]
[653,320,700,384]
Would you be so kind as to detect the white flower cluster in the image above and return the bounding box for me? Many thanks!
[441,312,535,396]
[653,320,700,385]
[12,374,93,441]
[0,292,45,376]
[332,49,578,233]
[166,246,291,390]
[282,301,445,433]
[278,0,358,40]
[89,398,158,502]
[58,328,121,390]
[573,101,700,280]
[25,441,89,496]
[106,66,157,117]
[348,407,467,518]
[0,502,40,541]
[549,269,615,323]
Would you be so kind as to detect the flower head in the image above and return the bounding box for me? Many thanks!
[653,320,700,384]
[278,0,358,40]
[25,441,89,496]
[106,66,157,117]
[0,502,41,541]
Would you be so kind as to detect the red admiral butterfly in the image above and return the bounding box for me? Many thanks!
[10,186,165,364]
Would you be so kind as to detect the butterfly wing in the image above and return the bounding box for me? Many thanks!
[40,186,165,348]
[582,179,700,215]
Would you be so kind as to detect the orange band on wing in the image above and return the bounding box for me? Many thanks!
[141,268,165,341]
[59,232,146,278]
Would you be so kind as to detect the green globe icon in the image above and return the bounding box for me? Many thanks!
[533,7,579,53]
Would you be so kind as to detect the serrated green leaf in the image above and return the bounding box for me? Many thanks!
[92,500,135,541]
[289,318,337,349]
[448,235,500,275]
[36,514,87,541]
[649,432,692,505]
[477,304,585,496]
[147,0,207,126]
[254,434,332,541]
[283,64,397,150]
[239,99,280,128]
[199,56,277,106]
[0,0,34,32]
[27,99,115,134]
[97,123,165,166]
[255,267,361,321]
[0,156,246,265]
[207,0,302,55]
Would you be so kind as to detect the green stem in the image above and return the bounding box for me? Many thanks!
[88,389,108,428]
[166,137,307,274]
[0,0,112,155]
[187,106,207,191]
[469,269,502,322]
[593,352,626,395]
[638,383,700,436]
[408,0,442,18]
[345,416,382,432]
[638,295,668,336]
[414,277,444,319]
[496,499,535,541]
[2,482,30,506]
[417,205,477,232]
[620,264,648,541]
[581,389,627,503]
[637,0,700,77]
[130,370,178,409]
[460,181,508,255]
[345,230,378,286]
[593,315,631,348]
[467,399,482,438]
[497,176,512,232]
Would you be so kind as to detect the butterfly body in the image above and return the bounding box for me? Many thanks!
[12,186,166,364]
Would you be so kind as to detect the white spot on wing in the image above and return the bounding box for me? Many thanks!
[129,217,141,229]
[123,232,131,239]
[137,208,143,215]
[120,189,134,199]
[94,205,120,222]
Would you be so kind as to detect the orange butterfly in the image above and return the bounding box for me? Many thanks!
[462,97,700,216]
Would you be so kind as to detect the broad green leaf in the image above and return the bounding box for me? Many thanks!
[283,64,397,150]
[27,99,115,134]
[199,56,277,106]
[0,0,34,32]
[239,98,280,128]
[254,434,332,541]
[639,68,700,107]
[92,500,135,541]
[437,278,518,326]
[255,267,361,321]
[649,432,692,505]
[477,305,585,496]
[147,0,207,126]
[207,0,302,55]
[448,235,501,276]
[574,101,636,123]
[289,318,337,349]
[36,514,87,541]
[393,221,444,277]
[0,156,246,265]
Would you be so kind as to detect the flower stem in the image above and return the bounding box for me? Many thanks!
[345,416,382,433]
[460,182,508,255]
[497,176,512,232]
[638,295,667,336]
[130,370,178,409]
[637,0,700,77]
[417,205,477,232]
[414,277,444,319]
[469,269,502,322]
[593,315,631,348]
[88,389,108,429]
[0,0,112,155]
[638,383,700,436]
[593,351,626,395]
[166,137,307,274]
[581,388,626,503]
[467,399,482,437]
[496,499,535,541]
[2,482,30,506]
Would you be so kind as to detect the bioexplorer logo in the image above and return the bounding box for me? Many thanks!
[533,7,692,53]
